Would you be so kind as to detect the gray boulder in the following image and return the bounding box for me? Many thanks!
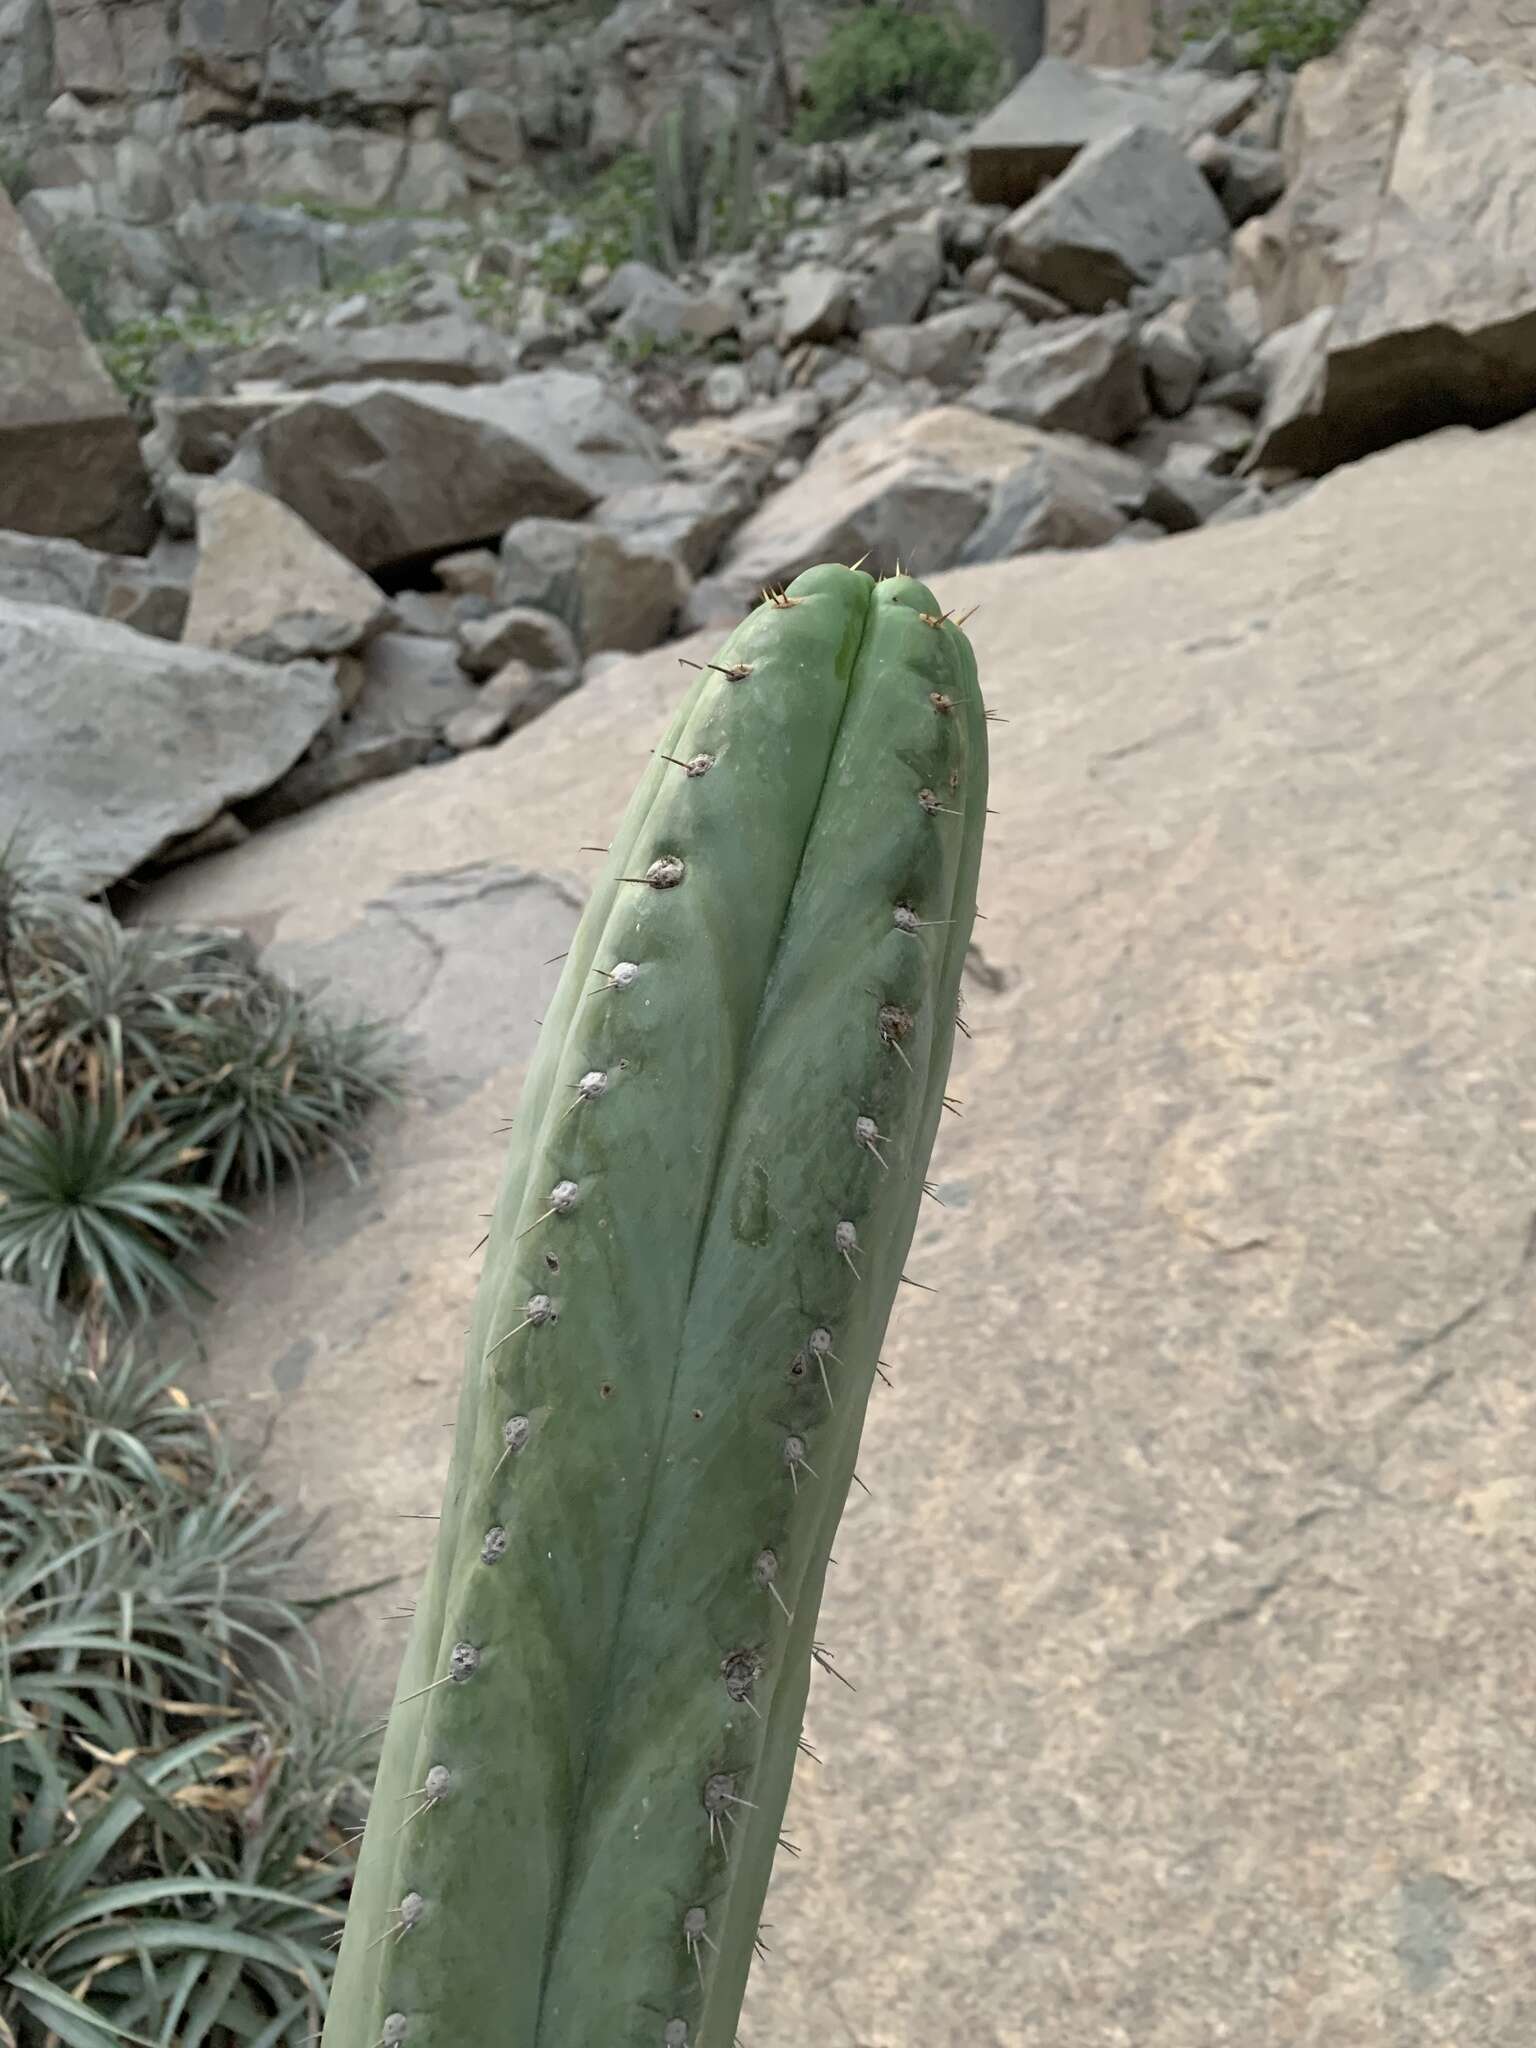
[457,606,581,680]
[0,598,338,890]
[995,124,1231,314]
[0,529,189,638]
[497,518,688,656]
[969,311,1148,441]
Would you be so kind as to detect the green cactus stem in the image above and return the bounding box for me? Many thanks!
[322,564,988,2048]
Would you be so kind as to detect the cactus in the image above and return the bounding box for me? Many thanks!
[645,80,758,276]
[321,563,987,2048]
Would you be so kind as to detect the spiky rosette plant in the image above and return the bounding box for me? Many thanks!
[323,563,988,2048]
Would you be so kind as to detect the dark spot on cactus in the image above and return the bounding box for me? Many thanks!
[949,766,961,791]
[878,1002,914,1045]
[730,1158,774,1248]
[721,1649,761,1702]
[692,1408,704,1420]
[544,1251,560,1273]
[449,1642,480,1682]
[787,1350,808,1382]
[600,1381,615,1399]
[481,1525,508,1564]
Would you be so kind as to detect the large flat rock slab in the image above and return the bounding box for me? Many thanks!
[0,598,338,891]
[139,416,1536,2045]
[0,188,154,552]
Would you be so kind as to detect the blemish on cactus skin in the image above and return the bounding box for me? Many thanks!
[449,1642,480,1683]
[480,1525,508,1564]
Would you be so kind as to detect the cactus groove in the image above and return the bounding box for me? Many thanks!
[322,564,988,2048]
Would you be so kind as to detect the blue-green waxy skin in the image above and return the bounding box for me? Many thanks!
[322,566,987,2048]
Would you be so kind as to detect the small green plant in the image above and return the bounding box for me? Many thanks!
[0,1319,388,2046]
[0,147,34,204]
[1181,0,1367,66]
[43,221,114,339]
[0,869,400,1328]
[793,1,1003,142]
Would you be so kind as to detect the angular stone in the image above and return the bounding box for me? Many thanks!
[433,547,501,600]
[230,373,664,570]
[132,414,1536,2048]
[457,605,580,680]
[443,658,577,751]
[1243,47,1536,475]
[0,529,189,638]
[958,444,1129,561]
[995,124,1231,314]
[969,311,1147,441]
[714,403,1083,602]
[0,597,337,890]
[849,224,946,332]
[965,54,1260,207]
[859,300,1013,387]
[496,517,688,656]
[183,480,389,661]
[591,470,756,579]
[666,394,826,488]
[776,264,856,347]
[1142,464,1251,530]
[223,316,519,390]
[449,84,524,165]
[0,188,154,552]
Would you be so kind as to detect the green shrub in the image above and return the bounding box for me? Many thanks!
[0,1319,388,2046]
[1183,0,1367,67]
[793,2,1004,142]
[43,221,114,339]
[0,863,400,1328]
[0,148,33,204]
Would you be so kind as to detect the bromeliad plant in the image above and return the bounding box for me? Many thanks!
[323,564,987,2048]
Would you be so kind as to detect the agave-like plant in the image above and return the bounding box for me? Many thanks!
[0,1076,237,1326]
[0,1334,389,2047]
[159,978,400,1212]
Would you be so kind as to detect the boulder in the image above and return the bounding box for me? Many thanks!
[0,598,337,890]
[496,517,688,657]
[667,394,826,489]
[849,224,947,332]
[134,413,1536,2048]
[958,444,1129,561]
[995,124,1230,314]
[222,316,519,390]
[776,264,856,347]
[229,374,665,571]
[713,404,1099,602]
[965,55,1260,207]
[183,481,389,661]
[0,529,189,638]
[858,300,1014,387]
[0,188,153,552]
[592,471,757,578]
[443,659,579,752]
[1242,48,1536,474]
[969,311,1147,441]
[457,606,581,681]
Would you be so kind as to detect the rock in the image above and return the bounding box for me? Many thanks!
[777,264,856,347]
[0,529,189,638]
[497,517,688,656]
[1126,402,1256,476]
[1242,46,1536,475]
[969,311,1147,441]
[0,188,153,552]
[183,480,389,662]
[243,731,436,827]
[230,373,664,571]
[666,393,826,492]
[1142,464,1252,530]
[1141,295,1252,416]
[965,55,1260,207]
[859,300,1013,387]
[1193,133,1288,227]
[986,272,1074,321]
[701,364,751,413]
[389,589,461,638]
[134,414,1536,2048]
[0,597,337,890]
[958,445,1129,561]
[611,276,743,349]
[449,85,525,167]
[592,471,756,578]
[0,1280,67,1386]
[433,548,501,601]
[443,658,577,752]
[457,605,581,681]
[713,404,1094,602]
[223,317,519,390]
[849,224,946,332]
[995,124,1231,315]
[345,633,480,739]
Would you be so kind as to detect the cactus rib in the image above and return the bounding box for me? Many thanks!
[323,564,988,2048]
